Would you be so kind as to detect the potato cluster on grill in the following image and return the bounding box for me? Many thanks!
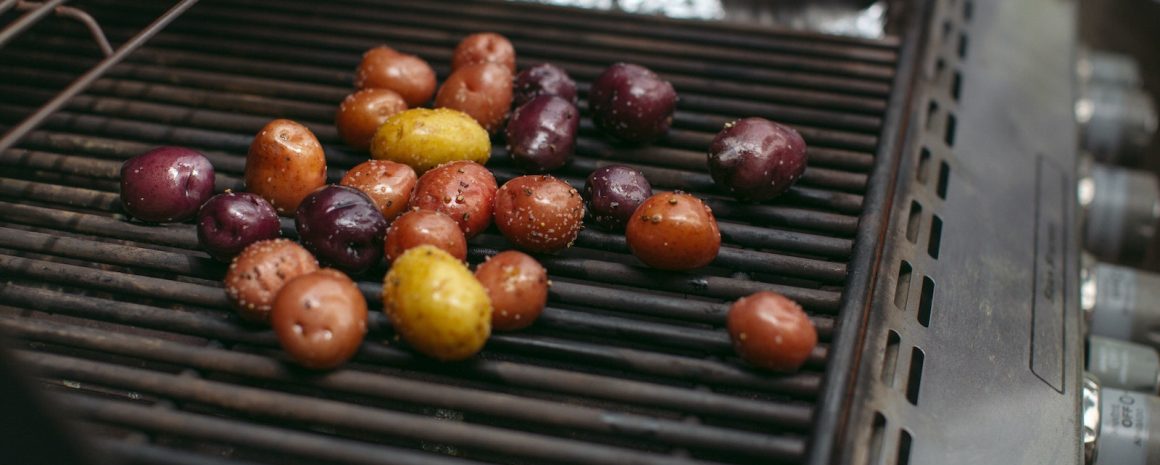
[115,31,816,373]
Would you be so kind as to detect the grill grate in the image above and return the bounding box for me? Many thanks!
[0,1,902,464]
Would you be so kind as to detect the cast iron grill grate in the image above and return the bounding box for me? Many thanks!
[0,1,902,464]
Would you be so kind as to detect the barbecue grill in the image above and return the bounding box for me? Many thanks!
[0,1,1086,464]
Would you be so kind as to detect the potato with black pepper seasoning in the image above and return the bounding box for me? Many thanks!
[224,239,319,323]
[625,192,720,270]
[494,175,585,254]
[408,160,497,239]
[383,245,492,361]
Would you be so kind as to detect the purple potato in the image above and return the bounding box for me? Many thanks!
[513,63,578,107]
[295,185,387,274]
[505,95,579,172]
[584,165,653,231]
[588,63,676,143]
[707,118,807,201]
[120,146,215,222]
[197,192,281,262]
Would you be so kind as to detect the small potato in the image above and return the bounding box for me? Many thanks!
[513,63,577,107]
[494,175,585,253]
[271,269,368,370]
[197,191,281,262]
[383,245,492,361]
[435,62,513,133]
[475,251,548,331]
[224,239,319,323]
[452,32,516,72]
[584,165,653,231]
[708,117,808,201]
[245,119,327,216]
[505,95,579,173]
[340,160,417,222]
[335,88,408,150]
[296,185,387,275]
[355,46,437,107]
[626,192,720,270]
[727,291,816,371]
[120,146,215,223]
[385,209,467,263]
[408,160,497,238]
[370,108,490,173]
[589,63,677,143]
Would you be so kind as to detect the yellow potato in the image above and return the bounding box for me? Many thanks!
[370,108,490,174]
[383,245,492,361]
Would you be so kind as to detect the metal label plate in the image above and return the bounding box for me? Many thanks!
[1031,155,1068,393]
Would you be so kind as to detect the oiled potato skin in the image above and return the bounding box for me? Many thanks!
[370,108,490,174]
[245,119,327,216]
[383,245,492,361]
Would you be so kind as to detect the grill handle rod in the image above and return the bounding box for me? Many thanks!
[0,0,200,154]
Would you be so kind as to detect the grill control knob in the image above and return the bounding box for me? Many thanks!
[1077,48,1142,88]
[1086,263,1160,350]
[1077,85,1158,163]
[1088,336,1160,393]
[1079,164,1160,262]
[1094,385,1160,465]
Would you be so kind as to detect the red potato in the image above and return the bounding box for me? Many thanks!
[727,291,817,371]
[494,175,585,253]
[408,161,497,239]
[475,251,549,331]
[452,32,516,72]
[271,269,368,370]
[224,239,319,323]
[335,88,408,150]
[340,160,417,222]
[245,119,327,216]
[385,209,468,263]
[355,46,437,107]
[625,192,720,270]
[435,62,513,133]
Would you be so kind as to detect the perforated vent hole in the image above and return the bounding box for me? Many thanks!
[895,261,913,309]
[906,347,925,405]
[951,71,962,101]
[958,32,969,58]
[927,215,943,259]
[906,201,923,243]
[937,161,950,199]
[918,277,935,327]
[944,113,957,146]
[897,429,914,465]
[869,412,887,465]
[917,148,932,184]
[882,330,901,386]
[926,100,939,130]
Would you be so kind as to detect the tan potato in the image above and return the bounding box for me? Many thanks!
[383,245,492,361]
[370,108,490,173]
[224,239,319,323]
[335,88,408,150]
[245,119,327,216]
[435,62,513,133]
[451,32,516,72]
[355,46,437,107]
